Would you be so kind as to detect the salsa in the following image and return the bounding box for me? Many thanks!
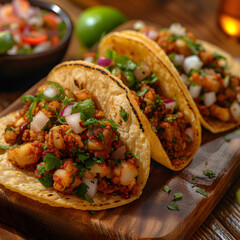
[0,0,66,54]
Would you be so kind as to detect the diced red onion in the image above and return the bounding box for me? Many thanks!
[145,30,158,40]
[223,75,230,88]
[164,99,177,110]
[82,176,98,198]
[180,74,190,87]
[111,145,126,160]
[60,104,73,117]
[34,41,51,53]
[97,57,112,67]
[12,0,29,20]
[65,113,85,134]
[30,111,49,131]
[230,102,240,121]
[185,127,194,141]
[203,92,216,107]
[169,23,186,36]
[189,85,202,98]
[43,85,59,98]
[133,62,151,81]
[173,54,184,65]
[183,55,202,74]
[133,20,145,31]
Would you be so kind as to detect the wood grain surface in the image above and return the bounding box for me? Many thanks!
[0,0,240,239]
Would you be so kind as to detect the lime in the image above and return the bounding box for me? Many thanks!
[0,31,15,54]
[76,6,126,48]
[236,188,240,206]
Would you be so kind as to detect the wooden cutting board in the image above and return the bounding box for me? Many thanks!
[1,21,240,240]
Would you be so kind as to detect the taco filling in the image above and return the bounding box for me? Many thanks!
[84,50,194,167]
[2,81,140,201]
[136,22,240,124]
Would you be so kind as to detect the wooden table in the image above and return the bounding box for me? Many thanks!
[0,0,240,239]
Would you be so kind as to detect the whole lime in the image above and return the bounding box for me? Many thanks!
[76,6,126,48]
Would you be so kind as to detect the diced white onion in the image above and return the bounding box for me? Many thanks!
[223,75,230,88]
[28,16,43,27]
[146,30,158,40]
[82,177,98,198]
[169,23,186,36]
[43,85,59,99]
[230,102,240,121]
[185,127,194,141]
[65,113,85,134]
[30,111,49,131]
[237,93,240,103]
[180,74,190,87]
[133,20,145,31]
[111,145,126,160]
[83,57,94,63]
[183,55,203,74]
[7,45,18,55]
[133,62,151,81]
[173,54,184,65]
[34,41,51,53]
[189,85,202,98]
[203,92,216,107]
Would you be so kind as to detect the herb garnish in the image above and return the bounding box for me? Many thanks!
[163,185,172,193]
[203,170,216,178]
[167,203,179,211]
[196,188,208,197]
[120,107,129,121]
[0,145,11,150]
[72,99,96,120]
[173,193,183,201]
[223,136,231,142]
[43,153,63,171]
[38,174,54,187]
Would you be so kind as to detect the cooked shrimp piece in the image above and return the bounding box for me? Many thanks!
[53,169,81,193]
[7,142,42,168]
[210,104,231,122]
[84,162,110,179]
[112,160,138,188]
[4,128,18,145]
[75,90,94,102]
[46,125,70,150]
[63,159,79,175]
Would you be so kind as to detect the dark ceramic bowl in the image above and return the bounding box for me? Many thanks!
[0,0,73,90]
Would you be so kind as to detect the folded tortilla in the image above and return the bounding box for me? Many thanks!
[0,61,150,210]
[98,31,201,171]
[124,29,240,133]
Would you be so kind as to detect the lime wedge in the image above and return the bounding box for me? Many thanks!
[0,31,15,54]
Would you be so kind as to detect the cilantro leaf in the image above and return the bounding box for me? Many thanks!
[72,99,96,120]
[97,132,105,141]
[203,170,216,178]
[167,203,179,211]
[173,193,183,201]
[120,107,129,122]
[196,188,208,197]
[43,153,63,171]
[114,55,136,71]
[213,52,226,60]
[38,174,53,187]
[102,118,118,134]
[143,73,159,85]
[223,136,231,142]
[73,183,89,196]
[163,185,172,193]
[37,165,45,175]
[93,156,105,164]
[137,87,149,97]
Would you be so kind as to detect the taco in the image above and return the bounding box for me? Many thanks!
[96,31,201,171]
[0,60,150,210]
[133,22,240,133]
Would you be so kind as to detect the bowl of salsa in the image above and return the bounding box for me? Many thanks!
[0,0,73,89]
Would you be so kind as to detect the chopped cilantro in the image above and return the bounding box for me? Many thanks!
[120,107,129,122]
[41,103,50,111]
[83,118,100,126]
[73,183,88,196]
[126,151,140,160]
[203,170,216,178]
[102,118,118,134]
[223,136,231,142]
[186,136,192,143]
[84,194,94,203]
[97,132,105,141]
[192,176,197,180]
[173,193,183,201]
[172,137,177,143]
[165,113,179,123]
[114,55,136,71]
[143,73,159,85]
[93,156,105,164]
[38,174,53,187]
[152,126,157,133]
[0,145,10,150]
[43,153,63,171]
[163,185,172,193]
[196,188,208,197]
[37,165,45,175]
[89,210,96,215]
[167,203,179,211]
[6,126,14,131]
[191,184,197,188]
[213,52,226,60]
[77,153,89,162]
[72,99,96,120]
[137,87,149,97]
[168,53,176,61]
[62,96,75,106]
[105,48,117,59]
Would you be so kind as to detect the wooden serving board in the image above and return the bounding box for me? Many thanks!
[0,79,240,240]
[1,20,240,239]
